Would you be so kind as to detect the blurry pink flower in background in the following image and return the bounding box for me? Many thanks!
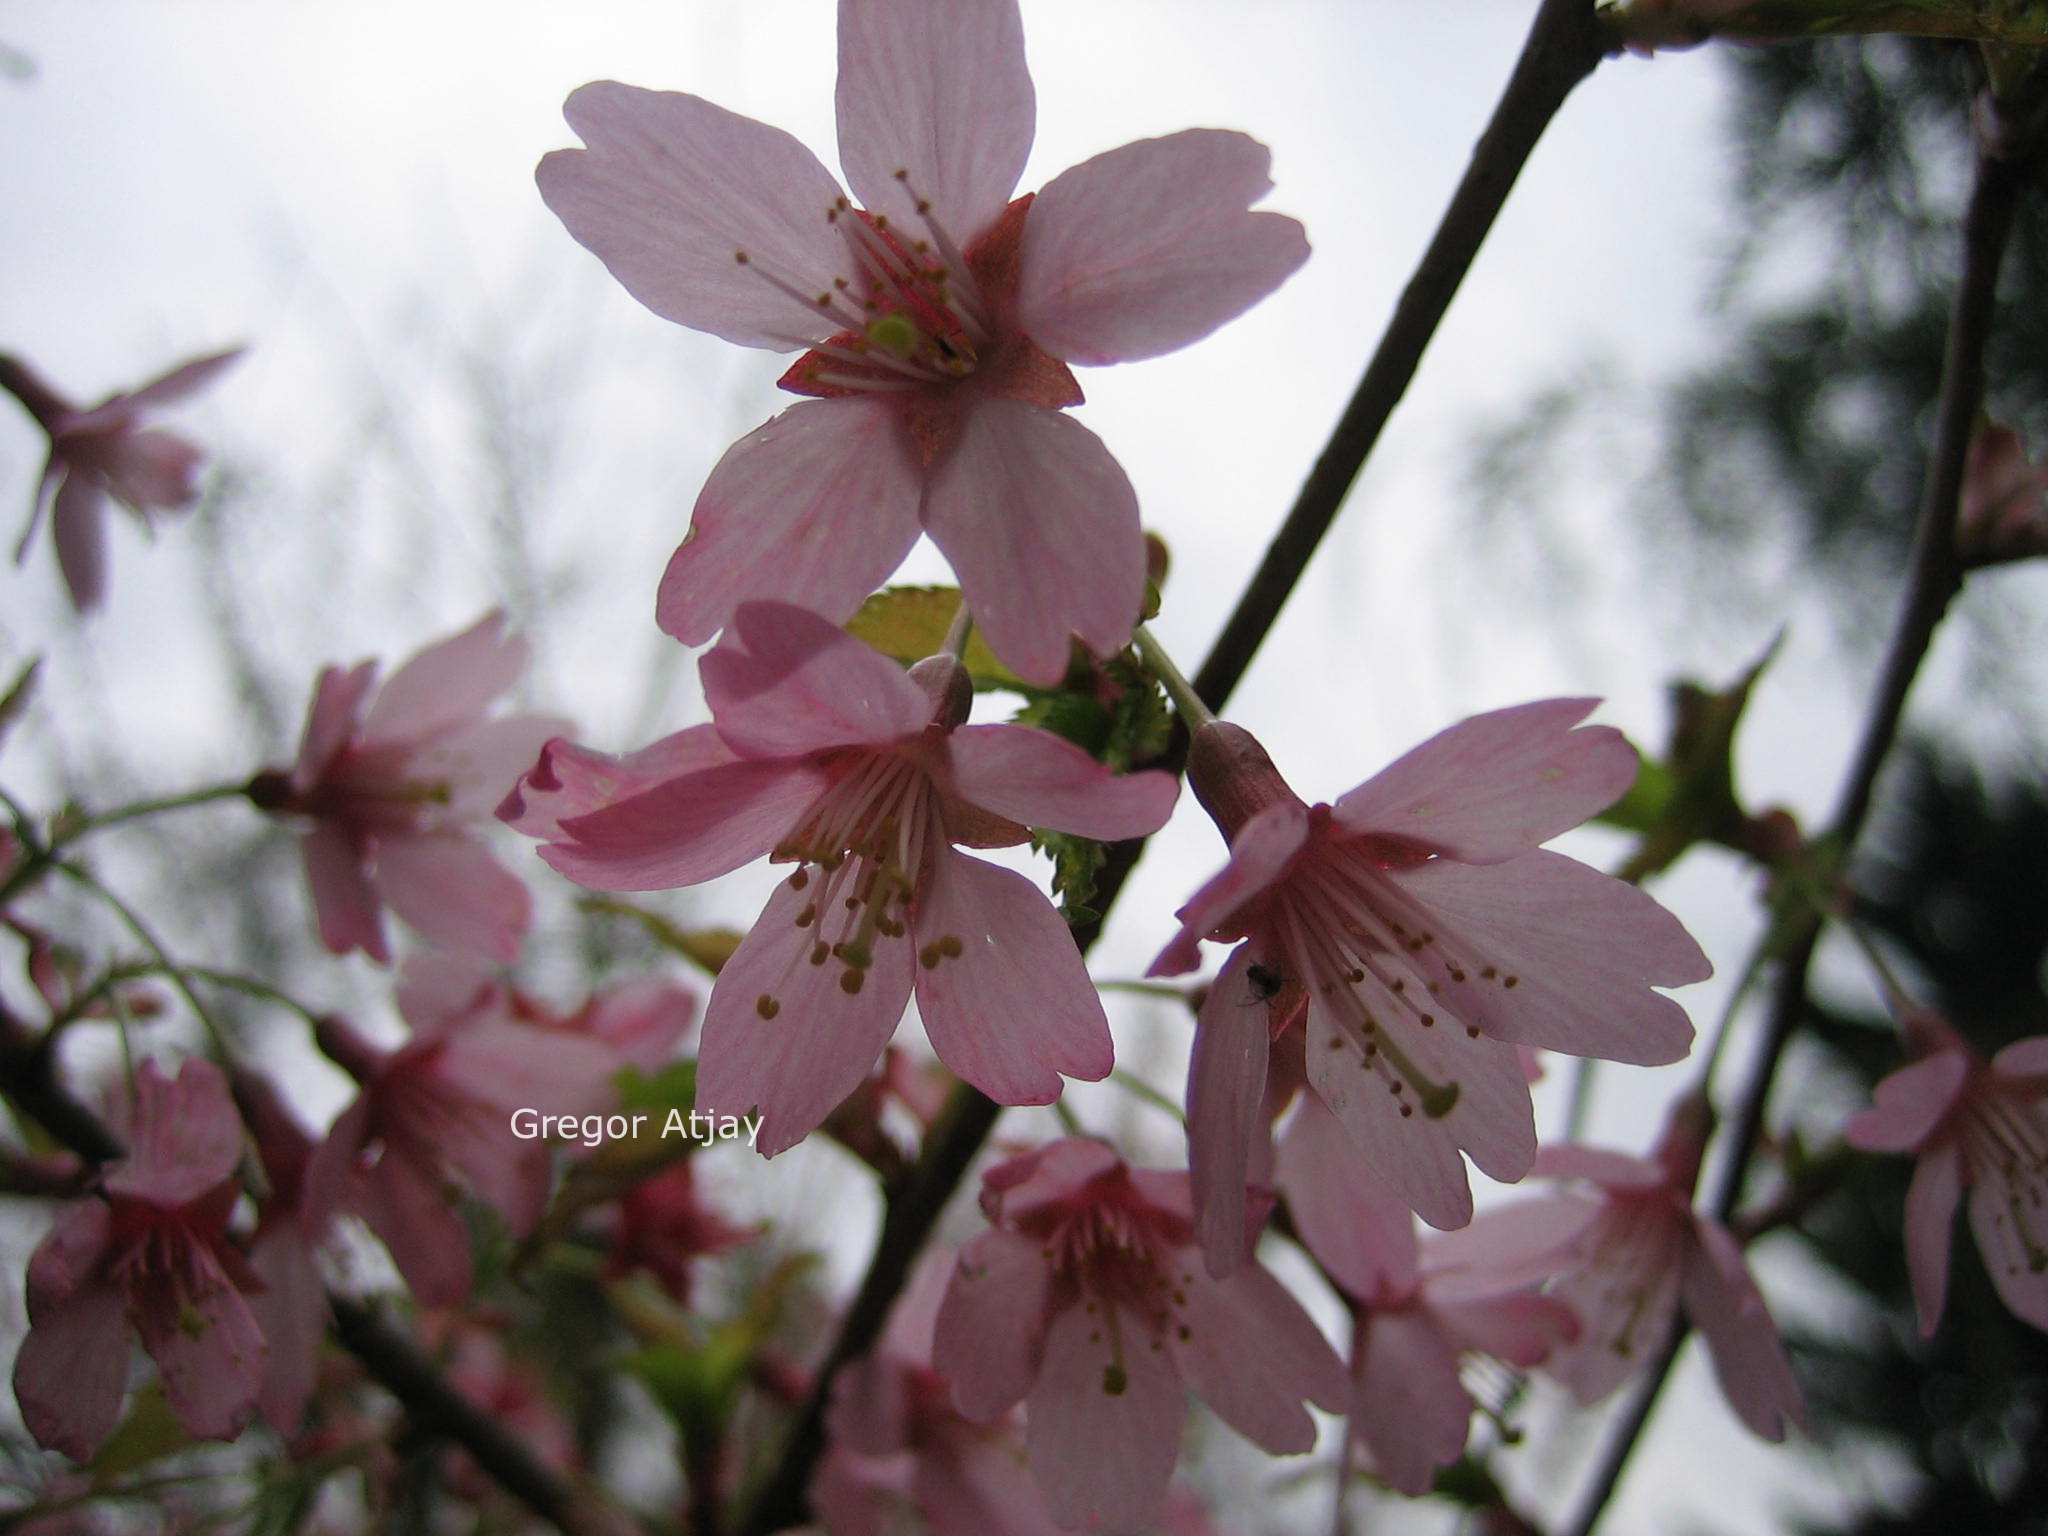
[503,602,1176,1155]
[1433,1094,1805,1444]
[815,1251,1068,1536]
[12,1057,266,1460]
[251,612,567,965]
[1844,1009,2048,1335]
[537,0,1308,685]
[1275,1094,1575,1496]
[932,1138,1347,1533]
[1151,703,1708,1261]
[1957,421,2048,565]
[1,348,241,612]
[304,960,620,1307]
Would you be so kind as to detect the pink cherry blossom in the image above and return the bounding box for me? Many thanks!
[1957,421,2048,566]
[303,962,621,1307]
[2,348,241,612]
[1275,1094,1575,1496]
[931,1138,1348,1533]
[1843,1009,2048,1335]
[536,0,1308,686]
[1433,1094,1805,1444]
[12,1057,267,1461]
[816,1251,1069,1536]
[1150,704,1709,1260]
[251,612,568,965]
[502,602,1177,1155]
[602,1161,755,1306]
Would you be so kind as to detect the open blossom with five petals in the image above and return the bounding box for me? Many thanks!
[1,348,241,612]
[1434,1093,1806,1443]
[931,1138,1348,1533]
[1843,1009,2048,1336]
[1275,1093,1576,1496]
[537,0,1308,685]
[1150,703,1709,1262]
[501,601,1177,1154]
[249,612,568,965]
[12,1057,266,1461]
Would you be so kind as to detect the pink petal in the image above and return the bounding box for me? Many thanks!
[427,714,577,820]
[1391,851,1704,1066]
[117,346,245,411]
[1171,1261,1349,1450]
[1332,699,1636,863]
[51,470,108,611]
[1966,1151,2048,1332]
[933,1227,1054,1421]
[1348,1307,1472,1497]
[1274,1088,1417,1301]
[95,427,203,510]
[1546,1205,1684,1406]
[943,722,1178,839]
[135,1243,267,1441]
[291,660,378,791]
[13,1268,131,1461]
[1680,1219,1806,1441]
[702,601,932,756]
[916,1422,1069,1536]
[249,1224,327,1434]
[1992,1035,2048,1080]
[1306,1024,1471,1231]
[374,831,531,962]
[1424,1192,1603,1293]
[1017,129,1308,365]
[1902,1136,1963,1337]
[921,397,1142,687]
[498,725,736,839]
[1185,947,1278,1276]
[657,399,924,645]
[912,850,1112,1103]
[362,612,522,745]
[695,874,915,1155]
[24,1201,116,1312]
[1529,1143,1667,1188]
[105,1057,243,1205]
[441,1021,622,1120]
[300,820,389,963]
[1844,1051,1970,1153]
[1150,798,1310,977]
[835,0,1033,247]
[545,756,826,890]
[1431,1289,1579,1367]
[1025,1300,1184,1534]
[362,1148,477,1308]
[543,82,849,350]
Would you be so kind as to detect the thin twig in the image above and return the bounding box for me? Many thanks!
[1561,61,2048,1536]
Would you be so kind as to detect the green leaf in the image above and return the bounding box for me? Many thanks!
[845,586,1032,691]
[86,1383,188,1485]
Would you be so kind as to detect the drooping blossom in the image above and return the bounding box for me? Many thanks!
[1843,1008,2048,1335]
[815,1251,1068,1536]
[12,1057,267,1460]
[1432,1093,1806,1443]
[501,602,1177,1155]
[1,348,241,611]
[1150,704,1709,1262]
[931,1138,1348,1533]
[303,961,620,1307]
[249,612,568,965]
[230,1069,332,1435]
[1275,1092,1575,1496]
[537,0,1308,685]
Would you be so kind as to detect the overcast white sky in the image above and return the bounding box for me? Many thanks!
[0,4,1901,1531]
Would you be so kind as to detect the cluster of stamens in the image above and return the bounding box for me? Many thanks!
[752,748,947,1022]
[1270,836,1526,1124]
[1035,1185,1192,1396]
[732,168,992,390]
[1964,1087,2048,1278]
